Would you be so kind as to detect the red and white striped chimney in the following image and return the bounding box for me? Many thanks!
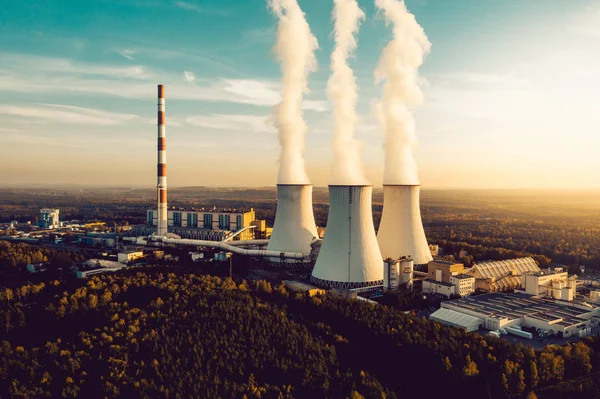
[157,84,168,237]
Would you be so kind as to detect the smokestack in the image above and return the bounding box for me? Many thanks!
[377,185,432,267]
[266,184,318,265]
[156,84,167,237]
[311,185,383,288]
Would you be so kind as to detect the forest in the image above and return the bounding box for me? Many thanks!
[1,267,600,398]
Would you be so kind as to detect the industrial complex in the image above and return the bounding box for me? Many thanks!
[11,84,598,348]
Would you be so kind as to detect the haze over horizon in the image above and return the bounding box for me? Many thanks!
[1,0,599,189]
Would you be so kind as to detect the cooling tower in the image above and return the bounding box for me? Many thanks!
[156,84,168,237]
[266,184,319,264]
[377,185,433,267]
[311,185,384,288]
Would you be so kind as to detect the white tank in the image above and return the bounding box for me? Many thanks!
[267,184,319,264]
[311,185,384,288]
[377,185,433,267]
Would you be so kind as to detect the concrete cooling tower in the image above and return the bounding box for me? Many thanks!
[311,185,384,288]
[377,185,433,267]
[266,184,319,265]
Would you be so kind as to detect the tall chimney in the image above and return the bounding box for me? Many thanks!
[157,84,168,237]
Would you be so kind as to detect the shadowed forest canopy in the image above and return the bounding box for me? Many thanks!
[1,268,600,398]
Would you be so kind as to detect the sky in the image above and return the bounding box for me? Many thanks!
[0,0,599,189]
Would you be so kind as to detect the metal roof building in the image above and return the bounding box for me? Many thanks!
[468,257,540,292]
[437,292,599,337]
[430,308,483,332]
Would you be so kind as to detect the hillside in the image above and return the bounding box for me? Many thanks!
[1,268,600,398]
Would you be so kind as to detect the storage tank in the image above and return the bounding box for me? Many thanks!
[384,259,400,292]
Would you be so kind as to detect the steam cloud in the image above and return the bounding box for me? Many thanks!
[268,0,319,184]
[374,0,431,185]
[328,0,368,185]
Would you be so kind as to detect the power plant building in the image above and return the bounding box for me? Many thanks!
[38,209,60,229]
[384,257,414,292]
[431,293,600,338]
[522,267,576,301]
[467,257,540,292]
[311,186,384,290]
[377,185,433,268]
[139,208,269,241]
[423,259,474,297]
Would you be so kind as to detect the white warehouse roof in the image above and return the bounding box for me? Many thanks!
[430,308,483,332]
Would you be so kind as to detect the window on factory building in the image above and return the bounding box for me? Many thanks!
[173,212,181,227]
[218,214,230,229]
[204,214,212,228]
[147,211,153,225]
[188,213,197,228]
[236,215,242,228]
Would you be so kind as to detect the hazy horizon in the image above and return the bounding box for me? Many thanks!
[1,0,599,189]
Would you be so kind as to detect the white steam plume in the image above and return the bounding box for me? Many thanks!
[268,0,319,184]
[328,0,368,185]
[374,0,431,185]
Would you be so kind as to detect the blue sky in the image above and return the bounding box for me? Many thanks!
[1,0,599,188]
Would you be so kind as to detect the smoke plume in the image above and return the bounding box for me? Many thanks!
[268,0,319,184]
[328,0,368,185]
[374,0,430,185]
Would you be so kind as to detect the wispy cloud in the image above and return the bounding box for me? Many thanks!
[174,1,202,13]
[243,27,275,42]
[0,53,326,110]
[186,114,274,134]
[0,104,139,125]
[117,49,137,60]
[183,70,196,83]
[0,53,150,79]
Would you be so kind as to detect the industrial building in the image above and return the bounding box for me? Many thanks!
[522,267,576,301]
[283,280,325,296]
[75,259,127,279]
[422,259,475,297]
[135,208,270,241]
[467,257,540,292]
[450,274,476,297]
[430,292,600,338]
[311,185,384,289]
[38,209,60,229]
[427,258,465,283]
[118,250,144,264]
[377,185,433,268]
[383,257,414,292]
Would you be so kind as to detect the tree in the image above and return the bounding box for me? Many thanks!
[528,361,539,388]
[462,355,479,377]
